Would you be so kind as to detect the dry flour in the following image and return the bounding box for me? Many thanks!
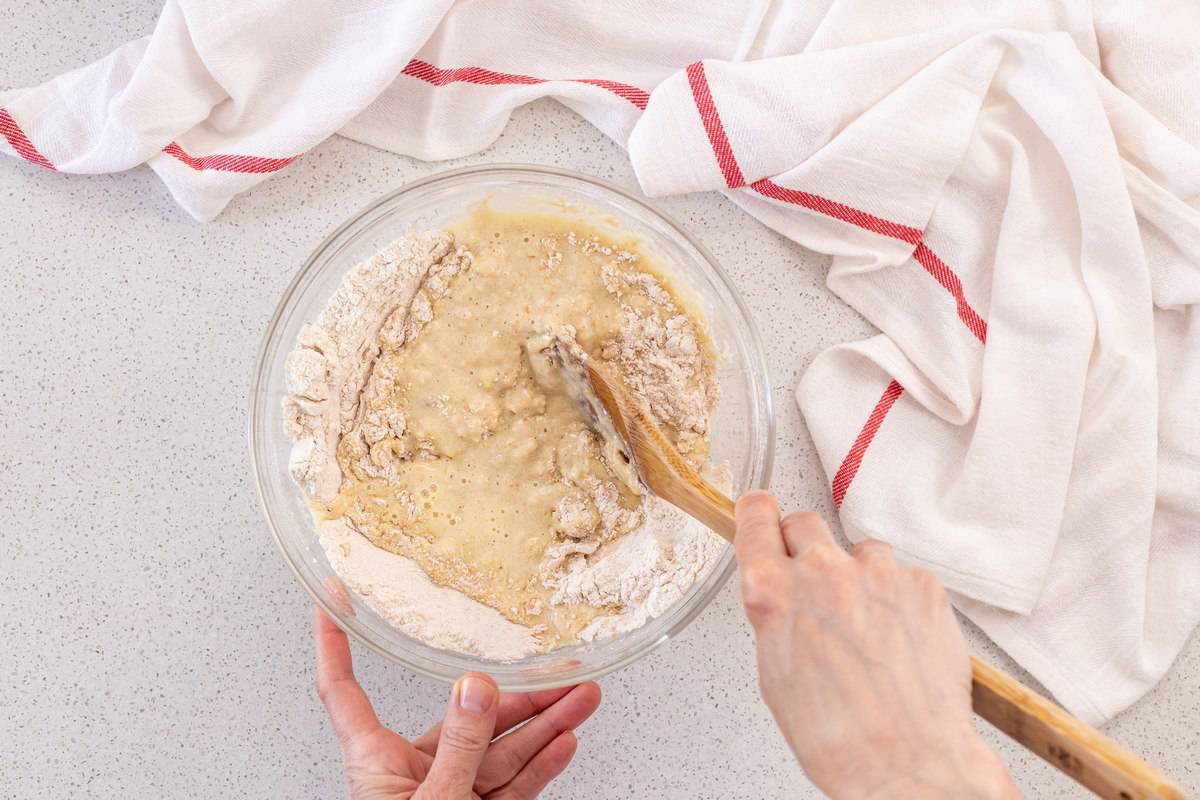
[284,218,725,659]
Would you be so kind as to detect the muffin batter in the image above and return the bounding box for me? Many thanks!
[285,206,725,655]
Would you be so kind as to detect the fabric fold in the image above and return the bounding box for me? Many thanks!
[3,0,1198,725]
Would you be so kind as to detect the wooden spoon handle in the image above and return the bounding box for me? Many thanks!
[970,656,1184,799]
[667,476,737,542]
[576,349,1172,794]
[698,494,1180,797]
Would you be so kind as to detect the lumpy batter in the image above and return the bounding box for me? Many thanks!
[288,206,722,653]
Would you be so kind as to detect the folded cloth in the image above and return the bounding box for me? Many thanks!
[3,0,1198,725]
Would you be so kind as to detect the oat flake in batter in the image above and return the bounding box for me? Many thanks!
[284,207,726,658]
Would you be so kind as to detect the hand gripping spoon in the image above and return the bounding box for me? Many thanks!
[551,342,1184,800]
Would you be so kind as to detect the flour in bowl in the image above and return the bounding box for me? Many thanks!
[284,207,726,659]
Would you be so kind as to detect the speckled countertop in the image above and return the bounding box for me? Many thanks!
[2,4,1196,798]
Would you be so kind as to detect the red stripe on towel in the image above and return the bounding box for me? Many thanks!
[401,59,650,110]
[0,109,57,171]
[161,142,298,174]
[831,380,904,508]
[751,178,924,245]
[685,62,745,188]
[913,243,988,343]
[683,61,987,345]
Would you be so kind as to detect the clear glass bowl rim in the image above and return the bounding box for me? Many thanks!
[248,163,776,690]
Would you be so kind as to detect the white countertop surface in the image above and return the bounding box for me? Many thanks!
[3,4,1197,797]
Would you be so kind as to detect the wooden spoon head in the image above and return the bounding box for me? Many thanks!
[547,339,646,496]
[549,337,736,541]
[548,339,705,504]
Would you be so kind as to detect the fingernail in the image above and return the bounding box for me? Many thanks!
[456,675,497,714]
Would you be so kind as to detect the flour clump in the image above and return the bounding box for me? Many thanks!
[284,208,726,658]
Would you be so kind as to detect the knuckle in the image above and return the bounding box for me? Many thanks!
[423,771,473,800]
[741,563,786,622]
[490,746,527,783]
[852,538,893,560]
[907,564,932,585]
[743,593,780,624]
[915,568,947,599]
[741,562,778,591]
[739,520,774,541]
[439,723,489,753]
[857,549,897,581]
[802,542,841,570]
[780,511,825,536]
[736,490,778,518]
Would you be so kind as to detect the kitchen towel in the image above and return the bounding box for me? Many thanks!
[3,0,1197,725]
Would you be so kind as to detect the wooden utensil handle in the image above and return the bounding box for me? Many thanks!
[667,477,737,542]
[576,341,1179,796]
[681,481,1180,797]
[707,499,1180,797]
[971,656,1183,799]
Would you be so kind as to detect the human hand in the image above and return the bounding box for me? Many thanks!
[733,492,1020,799]
[313,608,601,799]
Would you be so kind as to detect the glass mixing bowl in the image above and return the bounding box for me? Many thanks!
[249,164,774,691]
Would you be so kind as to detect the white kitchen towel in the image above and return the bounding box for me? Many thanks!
[3,0,1198,725]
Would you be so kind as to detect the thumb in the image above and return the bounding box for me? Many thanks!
[423,673,499,796]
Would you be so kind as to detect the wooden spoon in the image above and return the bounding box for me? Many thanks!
[553,345,1184,800]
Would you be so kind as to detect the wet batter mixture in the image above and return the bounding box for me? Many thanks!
[285,206,724,655]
